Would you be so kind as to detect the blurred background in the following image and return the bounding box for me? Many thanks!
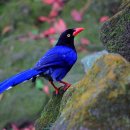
[0,0,122,129]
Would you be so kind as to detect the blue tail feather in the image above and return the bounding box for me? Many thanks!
[0,68,41,94]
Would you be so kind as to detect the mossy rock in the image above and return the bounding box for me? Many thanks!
[100,1,130,62]
[0,84,49,129]
[49,54,130,130]
[35,88,65,130]
[121,0,130,9]
[91,0,122,16]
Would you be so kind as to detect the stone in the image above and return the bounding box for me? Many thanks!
[51,54,130,130]
[35,54,130,130]
[81,50,108,73]
[100,1,130,62]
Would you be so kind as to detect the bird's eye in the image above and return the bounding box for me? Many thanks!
[67,34,71,37]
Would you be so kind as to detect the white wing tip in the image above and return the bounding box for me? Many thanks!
[6,86,12,90]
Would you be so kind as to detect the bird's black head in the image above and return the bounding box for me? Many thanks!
[56,28,84,49]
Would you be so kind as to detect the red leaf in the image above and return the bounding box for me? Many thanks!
[49,10,58,18]
[71,9,82,22]
[56,0,64,6]
[12,124,19,130]
[80,38,90,45]
[42,27,56,37]
[54,18,67,33]
[49,2,62,17]
[43,85,50,95]
[99,16,109,23]
[42,0,54,5]
[38,16,50,23]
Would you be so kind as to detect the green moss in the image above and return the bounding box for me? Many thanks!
[35,91,64,130]
[51,54,130,130]
[100,2,130,61]
[0,84,49,129]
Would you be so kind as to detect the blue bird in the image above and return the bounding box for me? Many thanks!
[0,28,84,94]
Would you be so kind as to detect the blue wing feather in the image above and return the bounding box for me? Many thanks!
[34,46,77,70]
[34,46,77,81]
[0,69,41,93]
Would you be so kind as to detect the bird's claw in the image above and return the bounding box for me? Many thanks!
[54,83,71,95]
[63,84,71,91]
[55,89,59,95]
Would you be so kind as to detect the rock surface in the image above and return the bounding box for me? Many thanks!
[100,1,130,62]
[81,50,108,73]
[35,89,64,130]
[91,0,122,16]
[35,54,130,130]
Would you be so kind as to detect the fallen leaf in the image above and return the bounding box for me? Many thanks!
[42,27,56,37]
[43,85,50,95]
[38,16,50,23]
[42,0,54,5]
[80,38,90,45]
[54,18,67,33]
[99,16,109,23]
[2,25,13,35]
[49,2,62,17]
[49,9,58,18]
[12,124,19,130]
[71,9,82,22]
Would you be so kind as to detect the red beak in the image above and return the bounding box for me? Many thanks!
[73,27,85,36]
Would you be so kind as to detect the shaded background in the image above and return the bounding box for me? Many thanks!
[0,0,122,129]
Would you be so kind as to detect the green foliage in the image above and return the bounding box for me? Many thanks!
[0,0,50,32]
[0,84,49,129]
[36,79,44,89]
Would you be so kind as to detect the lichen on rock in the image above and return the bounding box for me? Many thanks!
[35,89,65,130]
[34,54,130,130]
[50,54,130,130]
[100,1,130,62]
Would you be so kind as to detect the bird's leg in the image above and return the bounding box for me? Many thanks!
[31,76,37,88]
[59,81,71,91]
[49,81,59,94]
